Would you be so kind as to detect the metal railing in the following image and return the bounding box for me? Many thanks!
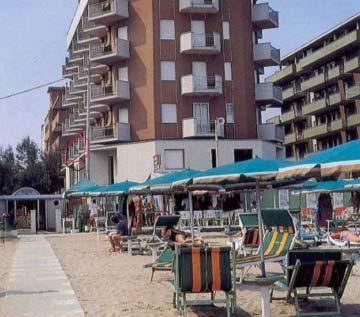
[90,42,115,58]
[82,17,96,30]
[89,0,115,18]
[191,33,217,48]
[91,125,116,141]
[91,83,114,99]
[183,75,222,92]
[189,0,217,7]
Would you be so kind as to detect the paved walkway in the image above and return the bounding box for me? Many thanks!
[2,235,84,317]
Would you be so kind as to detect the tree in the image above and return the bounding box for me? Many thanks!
[0,146,17,194]
[41,151,63,194]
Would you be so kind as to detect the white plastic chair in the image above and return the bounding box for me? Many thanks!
[179,211,191,228]
[204,210,216,227]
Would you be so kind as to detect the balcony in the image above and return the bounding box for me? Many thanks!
[257,124,284,142]
[91,80,130,104]
[252,3,279,29]
[65,87,84,102]
[344,55,360,73]
[69,82,86,95]
[72,41,89,53]
[327,66,342,80]
[180,32,221,55]
[88,0,129,25]
[84,58,109,75]
[255,83,282,106]
[300,73,325,92]
[182,118,224,138]
[62,65,77,79]
[82,17,107,38]
[68,52,84,65]
[266,64,296,84]
[282,86,295,100]
[297,29,360,71]
[90,39,130,65]
[90,123,131,143]
[181,75,222,96]
[346,85,360,101]
[253,43,280,67]
[329,119,343,132]
[179,0,219,14]
[303,124,328,139]
[347,113,360,127]
[281,110,296,123]
[302,97,327,116]
[329,92,341,105]
[284,133,296,144]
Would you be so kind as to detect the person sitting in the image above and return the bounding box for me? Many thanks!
[108,213,128,253]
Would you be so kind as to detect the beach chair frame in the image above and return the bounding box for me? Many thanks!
[271,249,354,317]
[172,244,237,317]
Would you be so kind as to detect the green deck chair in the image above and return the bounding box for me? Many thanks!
[172,245,236,317]
[236,209,297,281]
[271,249,354,317]
[237,213,260,255]
[144,246,174,282]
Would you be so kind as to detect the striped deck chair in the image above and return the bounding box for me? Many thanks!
[236,209,296,282]
[271,249,354,317]
[173,245,236,317]
[235,213,259,255]
[144,247,174,282]
[152,215,181,243]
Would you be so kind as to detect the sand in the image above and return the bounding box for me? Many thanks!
[0,238,18,311]
[46,233,360,317]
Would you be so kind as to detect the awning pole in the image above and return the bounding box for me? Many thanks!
[189,192,194,245]
[256,180,266,277]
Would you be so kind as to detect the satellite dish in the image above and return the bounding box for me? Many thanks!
[216,117,225,125]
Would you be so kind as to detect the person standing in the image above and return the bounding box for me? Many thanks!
[133,195,143,234]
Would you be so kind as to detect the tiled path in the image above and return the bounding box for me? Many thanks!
[2,235,84,317]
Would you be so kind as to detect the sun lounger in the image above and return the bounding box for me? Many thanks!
[271,249,354,317]
[236,209,297,282]
[144,246,174,282]
[172,245,236,317]
[151,215,181,243]
[234,213,259,255]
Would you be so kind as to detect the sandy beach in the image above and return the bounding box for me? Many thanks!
[45,233,360,317]
[0,239,18,311]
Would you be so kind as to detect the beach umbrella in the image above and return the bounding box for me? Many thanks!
[130,169,200,193]
[183,158,295,277]
[65,179,100,197]
[277,139,360,181]
[291,179,357,195]
[93,180,140,196]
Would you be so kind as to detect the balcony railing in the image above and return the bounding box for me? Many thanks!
[347,113,360,127]
[90,123,131,143]
[329,119,343,132]
[255,83,282,105]
[266,64,296,84]
[284,133,296,144]
[180,32,221,55]
[91,80,130,103]
[88,0,129,24]
[346,85,360,101]
[179,0,219,14]
[303,124,328,139]
[253,43,280,66]
[301,73,325,92]
[281,110,296,123]
[344,56,360,73]
[252,3,279,29]
[82,17,107,37]
[182,118,224,138]
[181,75,222,96]
[89,39,130,64]
[302,97,327,116]
[257,124,284,142]
[329,91,341,105]
[297,29,360,70]
[327,66,342,80]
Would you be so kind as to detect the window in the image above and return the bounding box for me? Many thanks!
[223,21,230,40]
[161,61,176,81]
[224,62,232,81]
[108,156,114,185]
[161,104,177,123]
[211,149,217,168]
[234,149,253,162]
[165,149,184,170]
[119,108,129,123]
[226,103,234,123]
[160,20,175,40]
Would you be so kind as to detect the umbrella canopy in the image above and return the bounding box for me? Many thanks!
[190,158,295,185]
[277,139,360,181]
[130,169,200,193]
[291,179,358,195]
[94,180,140,196]
[65,179,100,197]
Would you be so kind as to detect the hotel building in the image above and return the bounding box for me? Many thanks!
[61,0,283,186]
[267,13,360,160]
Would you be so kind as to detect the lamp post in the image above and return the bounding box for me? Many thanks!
[214,117,225,167]
[85,59,91,181]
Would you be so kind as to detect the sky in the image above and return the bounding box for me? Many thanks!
[0,1,360,148]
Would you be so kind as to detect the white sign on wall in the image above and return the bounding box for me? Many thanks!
[333,192,344,208]
[306,193,317,209]
[278,190,289,209]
